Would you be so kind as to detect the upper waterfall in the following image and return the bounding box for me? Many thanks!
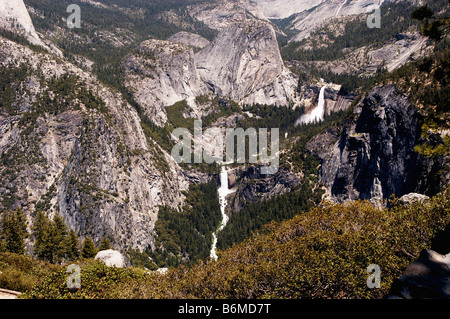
[296,85,327,125]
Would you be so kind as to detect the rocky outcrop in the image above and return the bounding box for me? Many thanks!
[306,126,343,160]
[386,224,450,299]
[188,1,255,31]
[195,20,297,106]
[0,288,21,299]
[0,0,61,56]
[386,249,450,299]
[95,249,127,268]
[230,166,302,211]
[316,85,445,204]
[168,31,210,49]
[324,87,357,115]
[398,193,430,205]
[124,39,209,126]
[0,37,189,253]
[308,32,429,77]
[125,18,299,126]
[251,0,322,19]
[287,0,389,42]
[0,0,43,46]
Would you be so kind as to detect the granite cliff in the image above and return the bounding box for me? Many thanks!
[313,85,448,204]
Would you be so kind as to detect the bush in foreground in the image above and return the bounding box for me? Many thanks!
[20,189,450,299]
[0,253,60,292]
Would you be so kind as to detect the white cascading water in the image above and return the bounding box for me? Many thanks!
[210,165,236,260]
[296,85,327,125]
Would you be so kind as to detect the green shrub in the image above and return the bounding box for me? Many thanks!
[21,259,147,299]
[21,189,450,299]
[0,253,60,293]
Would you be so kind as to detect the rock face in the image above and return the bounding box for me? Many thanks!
[125,19,298,126]
[0,0,42,46]
[230,166,302,211]
[0,37,189,252]
[287,0,391,42]
[95,249,126,268]
[398,193,430,205]
[317,85,442,203]
[195,20,297,106]
[168,31,210,49]
[386,224,450,299]
[297,82,355,115]
[188,1,256,31]
[310,32,429,77]
[252,0,322,19]
[1,0,441,262]
[386,249,450,299]
[0,0,61,55]
[124,39,209,126]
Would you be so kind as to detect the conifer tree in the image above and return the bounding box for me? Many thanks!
[412,4,450,42]
[98,237,111,251]
[52,213,68,263]
[65,229,80,261]
[81,237,97,259]
[32,211,52,261]
[32,212,71,263]
[0,209,29,255]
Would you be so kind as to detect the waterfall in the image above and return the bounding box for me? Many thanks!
[296,85,327,125]
[210,165,236,260]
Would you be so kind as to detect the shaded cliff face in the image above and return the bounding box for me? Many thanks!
[386,223,450,299]
[318,85,431,203]
[229,166,302,212]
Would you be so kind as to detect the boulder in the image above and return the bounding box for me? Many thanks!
[228,172,237,189]
[156,268,169,275]
[399,193,430,205]
[95,249,126,268]
[385,249,450,299]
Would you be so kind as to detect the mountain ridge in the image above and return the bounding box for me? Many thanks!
[0,0,448,272]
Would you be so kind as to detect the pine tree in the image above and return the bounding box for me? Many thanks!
[98,237,111,251]
[32,211,52,261]
[65,229,80,261]
[81,237,97,259]
[52,213,68,263]
[0,209,29,255]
